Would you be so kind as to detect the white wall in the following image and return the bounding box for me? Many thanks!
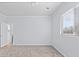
[6,16,52,45]
[0,13,6,34]
[1,23,8,47]
[0,13,6,47]
[51,2,79,57]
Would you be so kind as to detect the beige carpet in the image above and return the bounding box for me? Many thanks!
[0,45,63,57]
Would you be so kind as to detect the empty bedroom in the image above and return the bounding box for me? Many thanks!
[0,2,79,57]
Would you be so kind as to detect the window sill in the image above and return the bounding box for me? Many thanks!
[62,34,79,38]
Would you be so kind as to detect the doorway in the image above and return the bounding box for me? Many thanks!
[7,24,13,47]
[1,23,13,47]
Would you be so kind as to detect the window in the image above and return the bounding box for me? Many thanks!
[61,5,79,36]
[63,9,75,35]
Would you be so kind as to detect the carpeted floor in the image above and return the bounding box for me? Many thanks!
[0,45,63,57]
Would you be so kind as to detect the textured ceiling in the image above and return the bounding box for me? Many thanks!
[0,2,61,16]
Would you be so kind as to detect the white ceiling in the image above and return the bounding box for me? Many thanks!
[0,2,61,16]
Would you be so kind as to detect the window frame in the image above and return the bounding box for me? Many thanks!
[60,8,76,36]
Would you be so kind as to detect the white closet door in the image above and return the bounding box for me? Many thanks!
[1,23,8,47]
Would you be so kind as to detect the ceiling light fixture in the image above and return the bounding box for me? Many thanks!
[45,7,50,11]
[46,7,50,10]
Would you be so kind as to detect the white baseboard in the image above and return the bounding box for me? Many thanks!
[13,43,51,46]
[51,45,66,57]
